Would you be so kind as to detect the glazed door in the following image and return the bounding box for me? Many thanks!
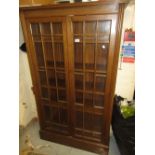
[69,15,117,143]
[27,17,71,135]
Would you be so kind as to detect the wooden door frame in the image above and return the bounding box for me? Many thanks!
[66,14,118,145]
[20,15,72,133]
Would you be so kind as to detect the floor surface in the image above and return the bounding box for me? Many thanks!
[20,120,120,155]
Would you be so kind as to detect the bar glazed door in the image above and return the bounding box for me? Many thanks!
[26,17,71,135]
[68,15,117,144]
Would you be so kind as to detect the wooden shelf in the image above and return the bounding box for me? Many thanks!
[38,66,65,71]
[75,89,105,95]
[74,68,107,74]
[41,85,66,90]
[75,104,104,115]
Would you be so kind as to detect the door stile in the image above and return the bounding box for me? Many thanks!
[65,16,75,136]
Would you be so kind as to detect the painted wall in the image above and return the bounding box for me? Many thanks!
[19,21,37,127]
[115,2,135,100]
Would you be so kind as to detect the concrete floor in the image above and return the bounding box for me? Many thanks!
[20,120,120,155]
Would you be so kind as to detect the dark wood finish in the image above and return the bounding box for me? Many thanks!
[20,1,127,154]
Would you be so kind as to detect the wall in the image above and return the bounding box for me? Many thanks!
[115,2,135,100]
[19,21,37,127]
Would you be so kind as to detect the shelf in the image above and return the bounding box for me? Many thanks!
[38,66,65,71]
[41,85,66,89]
[75,104,104,115]
[74,64,107,74]
[41,100,67,109]
[74,33,110,36]
[73,34,110,44]
[74,68,107,74]
[32,34,63,41]
[44,100,68,107]
[47,66,65,71]
[32,34,63,37]
[75,89,105,95]
[33,40,63,43]
[73,40,109,44]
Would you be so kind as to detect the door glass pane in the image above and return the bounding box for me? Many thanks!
[48,69,56,87]
[75,111,83,128]
[40,23,51,35]
[93,115,103,132]
[44,106,51,121]
[43,42,54,67]
[41,99,49,105]
[98,20,111,34]
[85,35,96,43]
[74,43,83,69]
[84,113,93,130]
[41,87,49,99]
[94,94,104,107]
[39,71,47,85]
[31,23,40,35]
[98,35,110,43]
[50,88,57,102]
[53,35,63,43]
[58,89,66,101]
[75,73,83,90]
[60,108,68,125]
[73,22,83,34]
[85,43,95,70]
[31,23,41,41]
[96,43,109,71]
[53,23,62,34]
[51,107,59,123]
[98,20,111,42]
[57,72,66,88]
[40,23,51,41]
[84,93,93,107]
[85,72,94,91]
[34,42,45,67]
[54,43,64,68]
[95,75,106,92]
[75,91,83,104]
[85,21,96,34]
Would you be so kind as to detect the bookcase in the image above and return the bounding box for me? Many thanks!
[20,1,127,154]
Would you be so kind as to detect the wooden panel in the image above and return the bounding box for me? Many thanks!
[20,0,55,6]
[20,0,32,5]
[20,3,119,18]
